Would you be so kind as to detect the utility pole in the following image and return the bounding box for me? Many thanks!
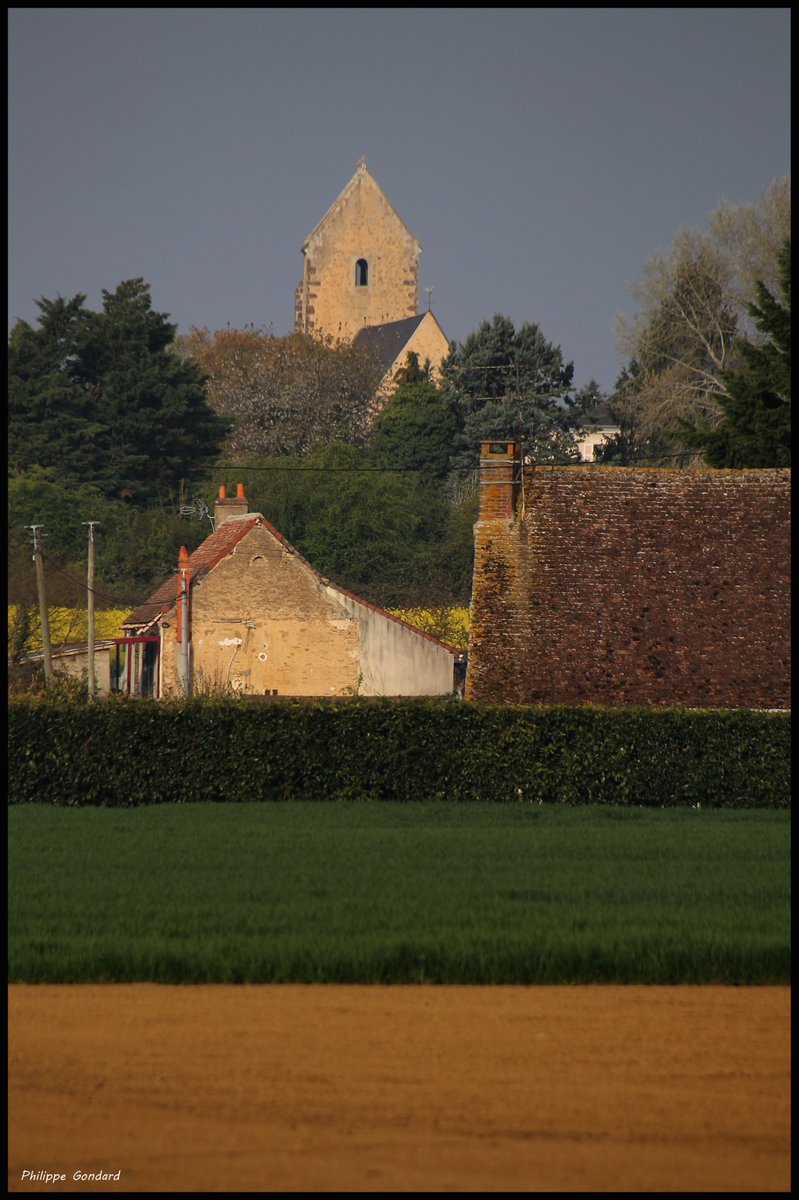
[26,525,54,683]
[83,522,99,699]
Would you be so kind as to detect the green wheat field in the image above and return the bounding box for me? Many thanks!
[8,802,790,985]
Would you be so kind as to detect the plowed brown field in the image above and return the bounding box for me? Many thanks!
[8,985,790,1193]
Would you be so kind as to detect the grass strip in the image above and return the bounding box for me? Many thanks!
[8,803,790,984]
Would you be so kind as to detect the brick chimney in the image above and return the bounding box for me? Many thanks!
[214,482,249,528]
[478,441,521,520]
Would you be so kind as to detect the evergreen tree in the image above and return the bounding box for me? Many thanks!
[8,295,109,482]
[8,279,229,506]
[369,353,458,477]
[441,314,598,469]
[679,239,790,467]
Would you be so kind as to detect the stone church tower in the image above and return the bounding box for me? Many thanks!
[295,159,421,343]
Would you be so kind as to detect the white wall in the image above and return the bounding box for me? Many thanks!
[327,589,455,696]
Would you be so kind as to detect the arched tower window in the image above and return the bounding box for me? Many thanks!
[355,258,369,287]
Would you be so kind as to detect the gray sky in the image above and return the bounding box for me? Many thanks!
[8,7,791,393]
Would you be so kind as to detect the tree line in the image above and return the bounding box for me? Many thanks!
[7,294,600,620]
[8,178,790,653]
[604,177,790,467]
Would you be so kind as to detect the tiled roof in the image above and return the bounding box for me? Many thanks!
[353,313,428,377]
[10,639,118,665]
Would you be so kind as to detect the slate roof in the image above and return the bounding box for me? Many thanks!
[352,313,429,377]
[582,401,619,427]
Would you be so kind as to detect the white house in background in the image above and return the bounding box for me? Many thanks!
[576,401,621,461]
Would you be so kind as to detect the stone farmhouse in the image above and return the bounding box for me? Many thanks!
[467,441,791,708]
[121,484,461,700]
[295,158,451,395]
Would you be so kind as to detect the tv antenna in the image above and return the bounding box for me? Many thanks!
[179,497,216,532]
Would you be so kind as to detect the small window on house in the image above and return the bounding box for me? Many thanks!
[355,258,369,287]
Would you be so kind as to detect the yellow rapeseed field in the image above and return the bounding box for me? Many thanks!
[388,607,470,652]
[10,607,471,656]
[8,607,130,656]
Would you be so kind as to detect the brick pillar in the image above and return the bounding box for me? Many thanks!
[478,441,520,520]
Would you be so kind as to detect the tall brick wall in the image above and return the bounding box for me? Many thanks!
[466,466,791,708]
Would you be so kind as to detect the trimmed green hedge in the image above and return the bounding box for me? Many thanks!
[7,697,790,808]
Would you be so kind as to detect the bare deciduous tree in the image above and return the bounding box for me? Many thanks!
[613,176,791,455]
[174,327,381,458]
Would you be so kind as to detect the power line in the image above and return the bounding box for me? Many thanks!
[8,530,136,607]
[217,452,700,471]
[216,464,442,473]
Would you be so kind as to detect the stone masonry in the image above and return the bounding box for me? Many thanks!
[295,160,421,343]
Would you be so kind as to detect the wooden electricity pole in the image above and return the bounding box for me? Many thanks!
[83,521,99,699]
[26,525,54,683]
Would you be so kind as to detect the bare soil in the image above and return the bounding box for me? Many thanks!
[8,985,790,1193]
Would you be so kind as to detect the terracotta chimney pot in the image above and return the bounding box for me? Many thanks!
[214,482,249,528]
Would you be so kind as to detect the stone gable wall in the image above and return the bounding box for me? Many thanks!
[163,525,360,697]
[159,524,455,698]
[466,467,791,708]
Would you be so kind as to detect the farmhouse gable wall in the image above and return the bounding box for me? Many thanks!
[125,503,458,699]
